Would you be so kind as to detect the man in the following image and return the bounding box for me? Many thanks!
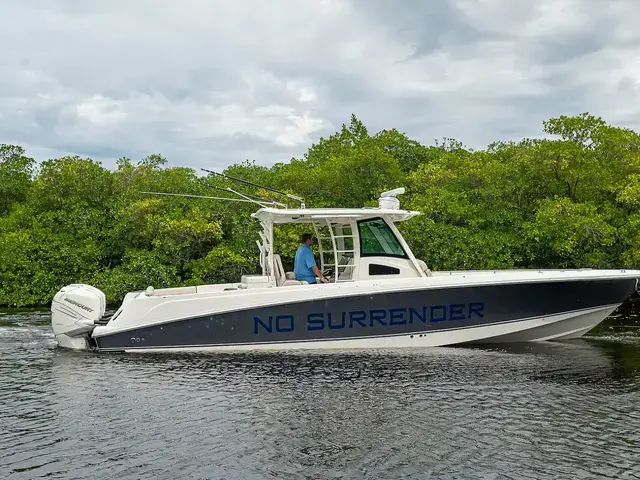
[294,233,329,284]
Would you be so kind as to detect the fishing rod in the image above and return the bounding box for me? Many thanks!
[201,168,306,208]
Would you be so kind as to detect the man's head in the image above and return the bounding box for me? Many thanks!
[301,233,313,245]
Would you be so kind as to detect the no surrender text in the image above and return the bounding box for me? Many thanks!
[253,302,485,334]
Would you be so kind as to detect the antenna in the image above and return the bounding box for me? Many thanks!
[380,187,405,198]
[378,187,405,210]
[140,191,285,208]
[201,168,306,208]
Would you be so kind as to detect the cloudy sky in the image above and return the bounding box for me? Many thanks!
[1,0,640,171]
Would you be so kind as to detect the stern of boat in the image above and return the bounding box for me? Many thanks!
[51,284,106,350]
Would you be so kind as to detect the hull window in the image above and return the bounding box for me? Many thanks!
[369,264,400,275]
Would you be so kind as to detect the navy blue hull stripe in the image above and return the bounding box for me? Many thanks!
[94,279,636,351]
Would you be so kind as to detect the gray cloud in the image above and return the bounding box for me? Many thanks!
[1,0,639,170]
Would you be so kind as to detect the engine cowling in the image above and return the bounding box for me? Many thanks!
[51,284,106,350]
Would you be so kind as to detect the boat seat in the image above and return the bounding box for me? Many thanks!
[337,256,354,281]
[282,271,310,286]
[273,254,287,286]
[274,254,310,286]
[282,279,310,286]
[417,259,433,277]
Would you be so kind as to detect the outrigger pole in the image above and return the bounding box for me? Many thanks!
[140,191,286,208]
[140,166,305,209]
[201,168,306,208]
[204,183,276,204]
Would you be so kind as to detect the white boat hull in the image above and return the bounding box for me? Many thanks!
[120,304,618,353]
[49,269,640,353]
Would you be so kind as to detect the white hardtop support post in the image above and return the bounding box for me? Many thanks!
[386,219,426,278]
[268,222,275,283]
[311,222,326,276]
[326,219,338,282]
[255,219,276,286]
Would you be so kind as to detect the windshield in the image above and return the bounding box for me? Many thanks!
[357,218,406,257]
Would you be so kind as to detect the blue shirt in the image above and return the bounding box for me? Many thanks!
[294,244,316,284]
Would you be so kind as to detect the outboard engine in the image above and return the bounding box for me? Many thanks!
[51,284,106,350]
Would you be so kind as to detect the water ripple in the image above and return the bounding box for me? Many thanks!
[0,313,639,479]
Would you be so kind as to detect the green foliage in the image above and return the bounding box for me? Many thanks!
[274,115,405,207]
[184,246,255,286]
[0,145,35,215]
[524,198,616,268]
[93,249,180,304]
[4,112,640,307]
[29,156,113,212]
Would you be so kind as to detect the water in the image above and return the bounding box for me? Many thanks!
[1,309,639,479]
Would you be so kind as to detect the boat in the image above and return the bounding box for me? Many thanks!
[50,185,640,352]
